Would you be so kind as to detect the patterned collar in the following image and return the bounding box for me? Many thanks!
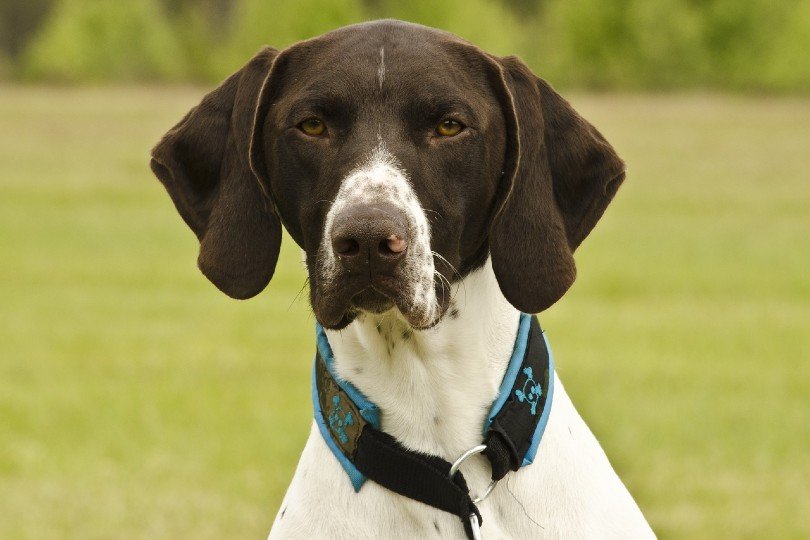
[312,313,555,491]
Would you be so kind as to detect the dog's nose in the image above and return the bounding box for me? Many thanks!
[331,203,408,275]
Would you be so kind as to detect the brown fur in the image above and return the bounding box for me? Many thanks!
[149,20,624,322]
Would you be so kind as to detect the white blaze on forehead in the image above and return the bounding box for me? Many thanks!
[320,144,438,326]
[377,46,385,90]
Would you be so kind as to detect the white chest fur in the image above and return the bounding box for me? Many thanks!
[269,261,654,539]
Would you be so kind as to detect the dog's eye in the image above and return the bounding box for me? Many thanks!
[436,119,464,137]
[298,118,326,137]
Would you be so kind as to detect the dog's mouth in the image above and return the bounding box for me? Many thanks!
[351,286,395,314]
[311,270,450,331]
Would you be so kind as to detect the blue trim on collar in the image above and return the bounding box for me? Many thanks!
[311,361,367,491]
[313,323,381,491]
[484,312,555,466]
[316,324,381,426]
[484,313,533,432]
[313,313,554,488]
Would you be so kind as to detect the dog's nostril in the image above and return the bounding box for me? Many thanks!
[333,237,360,256]
[379,235,407,256]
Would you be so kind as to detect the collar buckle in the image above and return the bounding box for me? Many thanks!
[449,444,498,504]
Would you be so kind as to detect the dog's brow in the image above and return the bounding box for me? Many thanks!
[407,97,477,122]
[286,94,355,121]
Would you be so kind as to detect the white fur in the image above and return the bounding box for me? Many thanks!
[318,145,439,327]
[269,260,654,539]
[377,47,385,90]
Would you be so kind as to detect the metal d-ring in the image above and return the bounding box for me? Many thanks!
[449,444,498,504]
[468,512,482,540]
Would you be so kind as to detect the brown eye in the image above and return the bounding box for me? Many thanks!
[436,119,464,137]
[298,117,326,137]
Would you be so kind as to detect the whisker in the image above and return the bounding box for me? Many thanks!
[434,269,451,290]
[289,277,310,311]
[314,198,337,209]
[431,251,466,305]
[433,270,452,306]
[422,208,443,225]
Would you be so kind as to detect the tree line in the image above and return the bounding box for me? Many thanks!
[1,0,807,92]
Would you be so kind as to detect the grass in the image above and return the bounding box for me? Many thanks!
[0,86,807,539]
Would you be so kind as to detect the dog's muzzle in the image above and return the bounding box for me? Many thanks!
[314,146,440,328]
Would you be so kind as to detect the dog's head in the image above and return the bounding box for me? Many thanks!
[150,20,625,330]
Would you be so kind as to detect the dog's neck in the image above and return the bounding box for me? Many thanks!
[324,259,520,461]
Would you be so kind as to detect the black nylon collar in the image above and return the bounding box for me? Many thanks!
[312,313,554,538]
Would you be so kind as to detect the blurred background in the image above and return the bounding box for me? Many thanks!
[0,1,807,538]
[2,0,810,89]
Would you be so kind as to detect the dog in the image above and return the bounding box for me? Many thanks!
[150,19,654,539]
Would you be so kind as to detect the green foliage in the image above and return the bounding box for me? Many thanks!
[737,0,810,92]
[535,0,810,92]
[373,0,523,57]
[210,0,366,79]
[534,0,707,89]
[8,0,810,91]
[21,0,188,83]
[0,0,54,59]
[163,2,225,82]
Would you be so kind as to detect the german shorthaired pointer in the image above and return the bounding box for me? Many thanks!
[151,19,654,539]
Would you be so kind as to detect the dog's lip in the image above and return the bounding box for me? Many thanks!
[312,276,396,328]
[333,273,400,301]
[350,286,395,312]
[351,275,405,306]
[313,273,449,330]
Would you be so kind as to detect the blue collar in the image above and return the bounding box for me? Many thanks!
[312,313,555,491]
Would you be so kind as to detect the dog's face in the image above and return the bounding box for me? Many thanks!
[151,20,625,330]
[255,24,512,329]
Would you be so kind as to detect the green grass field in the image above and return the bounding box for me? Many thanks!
[0,86,807,539]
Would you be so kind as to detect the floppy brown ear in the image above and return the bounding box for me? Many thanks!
[150,47,282,299]
[489,56,626,313]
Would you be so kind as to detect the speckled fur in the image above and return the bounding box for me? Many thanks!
[319,143,439,328]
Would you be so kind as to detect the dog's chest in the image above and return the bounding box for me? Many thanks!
[269,264,654,539]
[326,274,521,461]
[272,373,653,539]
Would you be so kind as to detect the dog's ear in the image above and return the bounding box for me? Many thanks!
[150,47,282,299]
[488,56,626,313]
